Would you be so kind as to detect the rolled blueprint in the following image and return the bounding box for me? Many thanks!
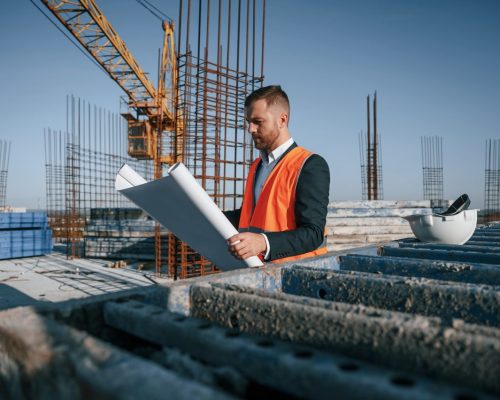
[115,163,263,270]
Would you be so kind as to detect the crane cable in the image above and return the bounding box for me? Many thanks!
[134,0,174,23]
[29,0,108,75]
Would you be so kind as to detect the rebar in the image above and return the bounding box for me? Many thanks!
[421,136,443,202]
[0,140,11,209]
[170,0,266,278]
[359,92,383,201]
[484,139,500,222]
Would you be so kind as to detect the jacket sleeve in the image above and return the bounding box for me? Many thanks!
[265,154,330,261]
[223,208,241,230]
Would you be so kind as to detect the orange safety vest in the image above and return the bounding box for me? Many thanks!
[239,146,328,263]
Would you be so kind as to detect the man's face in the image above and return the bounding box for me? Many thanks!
[246,99,283,152]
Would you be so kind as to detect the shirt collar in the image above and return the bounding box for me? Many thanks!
[260,137,294,165]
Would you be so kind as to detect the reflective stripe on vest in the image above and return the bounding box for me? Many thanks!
[239,146,328,263]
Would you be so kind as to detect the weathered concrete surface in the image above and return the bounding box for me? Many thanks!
[152,347,249,396]
[160,263,282,315]
[0,307,232,400]
[282,267,500,326]
[379,246,500,265]
[0,252,165,310]
[190,284,500,395]
[103,300,489,400]
[398,242,500,254]
[337,254,500,285]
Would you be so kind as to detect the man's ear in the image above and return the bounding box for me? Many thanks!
[279,112,289,128]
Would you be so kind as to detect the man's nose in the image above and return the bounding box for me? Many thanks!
[248,122,257,134]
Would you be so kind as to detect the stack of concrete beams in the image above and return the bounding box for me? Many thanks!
[84,208,167,260]
[327,200,449,251]
[1,224,498,398]
[0,212,52,259]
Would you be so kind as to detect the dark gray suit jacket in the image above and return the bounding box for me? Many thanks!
[224,143,330,261]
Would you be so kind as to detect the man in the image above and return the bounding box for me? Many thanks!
[225,85,330,263]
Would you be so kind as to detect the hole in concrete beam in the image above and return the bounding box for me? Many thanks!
[293,350,314,359]
[390,376,415,388]
[455,394,478,400]
[338,362,360,372]
[174,315,187,322]
[225,329,240,338]
[229,314,239,328]
[318,288,327,299]
[197,322,212,330]
[256,339,274,347]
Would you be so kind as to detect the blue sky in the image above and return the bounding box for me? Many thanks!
[1,0,499,209]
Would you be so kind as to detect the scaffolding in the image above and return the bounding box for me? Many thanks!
[421,136,444,202]
[359,92,383,200]
[484,139,500,222]
[0,140,11,209]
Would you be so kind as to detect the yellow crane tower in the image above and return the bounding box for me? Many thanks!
[40,0,182,274]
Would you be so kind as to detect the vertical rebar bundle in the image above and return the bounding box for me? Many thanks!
[44,95,155,257]
[0,140,11,209]
[359,92,383,200]
[484,139,500,222]
[421,136,444,202]
[169,0,266,278]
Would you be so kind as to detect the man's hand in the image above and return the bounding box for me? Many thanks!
[227,232,266,260]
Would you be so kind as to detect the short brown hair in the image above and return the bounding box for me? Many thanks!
[244,85,290,114]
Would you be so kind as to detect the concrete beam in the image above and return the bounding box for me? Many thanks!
[379,246,500,265]
[398,242,500,254]
[337,254,500,285]
[190,284,500,395]
[282,267,500,326]
[0,307,231,400]
[103,299,491,400]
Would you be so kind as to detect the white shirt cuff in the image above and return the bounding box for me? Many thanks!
[260,233,270,260]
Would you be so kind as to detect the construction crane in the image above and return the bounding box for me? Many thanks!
[40,0,182,273]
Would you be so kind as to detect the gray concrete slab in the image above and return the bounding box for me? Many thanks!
[190,284,500,395]
[0,306,232,400]
[282,266,500,326]
[0,252,168,310]
[104,299,492,400]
